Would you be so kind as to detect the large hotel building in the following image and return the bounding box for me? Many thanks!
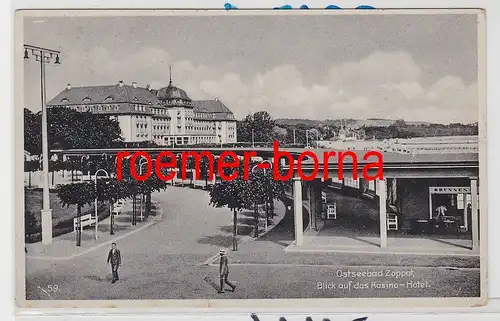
[46,78,238,146]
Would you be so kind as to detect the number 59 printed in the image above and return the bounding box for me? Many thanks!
[47,285,58,292]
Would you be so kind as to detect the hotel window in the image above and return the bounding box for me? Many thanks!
[368,180,375,191]
[114,105,119,111]
[61,98,69,103]
[98,106,103,111]
[82,97,91,103]
[105,96,113,102]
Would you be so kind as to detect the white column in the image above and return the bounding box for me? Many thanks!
[462,193,468,231]
[378,179,387,248]
[429,189,433,219]
[293,177,304,246]
[471,178,479,252]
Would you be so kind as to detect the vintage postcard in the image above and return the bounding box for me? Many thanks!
[15,9,487,309]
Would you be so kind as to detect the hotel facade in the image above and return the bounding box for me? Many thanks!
[46,79,238,146]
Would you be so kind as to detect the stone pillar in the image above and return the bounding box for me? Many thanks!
[293,177,304,246]
[378,179,387,248]
[471,178,479,252]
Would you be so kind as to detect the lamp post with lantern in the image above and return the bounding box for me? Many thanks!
[23,44,61,245]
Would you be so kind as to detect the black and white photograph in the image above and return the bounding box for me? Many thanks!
[16,9,487,308]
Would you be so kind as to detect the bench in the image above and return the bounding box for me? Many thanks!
[326,203,337,220]
[73,214,96,232]
[387,213,398,231]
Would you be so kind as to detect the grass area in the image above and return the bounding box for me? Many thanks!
[24,190,93,227]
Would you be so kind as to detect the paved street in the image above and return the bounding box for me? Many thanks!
[25,186,480,300]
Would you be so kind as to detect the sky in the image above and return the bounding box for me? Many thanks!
[22,13,480,124]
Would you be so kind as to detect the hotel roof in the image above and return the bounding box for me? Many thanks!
[46,83,236,119]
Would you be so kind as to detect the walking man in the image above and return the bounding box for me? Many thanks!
[107,242,121,283]
[218,249,235,293]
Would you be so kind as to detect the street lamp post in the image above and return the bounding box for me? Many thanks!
[94,169,109,240]
[80,155,90,182]
[24,44,61,245]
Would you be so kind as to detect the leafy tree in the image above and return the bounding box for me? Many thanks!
[237,111,276,144]
[24,109,41,155]
[96,178,130,235]
[24,210,39,242]
[24,159,40,188]
[56,182,96,246]
[209,163,253,251]
[247,165,287,237]
[47,107,123,149]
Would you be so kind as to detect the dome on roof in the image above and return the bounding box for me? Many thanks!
[156,83,191,102]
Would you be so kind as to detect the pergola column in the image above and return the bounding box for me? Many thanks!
[378,179,388,248]
[293,177,304,246]
[462,193,468,231]
[314,181,322,230]
[307,183,314,231]
[470,178,479,252]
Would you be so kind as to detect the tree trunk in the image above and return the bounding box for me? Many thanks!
[132,196,136,225]
[76,205,82,246]
[110,201,115,235]
[232,209,238,251]
[253,202,259,238]
[146,193,151,218]
[269,193,275,217]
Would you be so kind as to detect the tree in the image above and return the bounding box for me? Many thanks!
[24,109,41,155]
[47,107,123,150]
[56,182,96,246]
[96,178,130,235]
[247,165,287,237]
[237,111,276,144]
[209,163,253,251]
[24,210,38,242]
[24,159,40,188]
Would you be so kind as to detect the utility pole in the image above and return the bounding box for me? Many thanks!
[24,44,61,245]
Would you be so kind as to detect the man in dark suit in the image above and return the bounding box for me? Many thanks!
[107,242,121,283]
[218,249,235,293]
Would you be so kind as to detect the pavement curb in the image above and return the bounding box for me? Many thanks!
[26,200,164,261]
[284,243,480,257]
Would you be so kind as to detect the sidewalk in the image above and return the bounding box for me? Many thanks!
[26,199,163,260]
[202,199,287,265]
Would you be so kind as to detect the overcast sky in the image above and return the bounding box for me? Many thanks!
[23,13,479,124]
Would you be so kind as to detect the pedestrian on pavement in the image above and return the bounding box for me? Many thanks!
[107,242,121,283]
[218,249,235,293]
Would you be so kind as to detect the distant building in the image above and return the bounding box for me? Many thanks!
[46,76,237,146]
[335,119,365,141]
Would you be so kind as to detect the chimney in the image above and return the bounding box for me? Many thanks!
[118,80,124,87]
[132,81,137,88]
[214,96,219,101]
[66,84,71,90]
[146,84,151,90]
